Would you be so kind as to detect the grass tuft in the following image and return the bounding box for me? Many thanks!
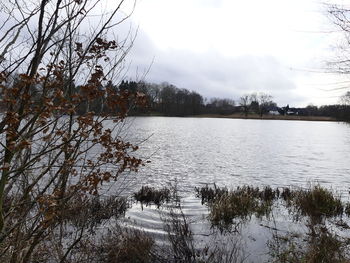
[284,185,343,221]
[196,185,279,231]
[269,225,350,263]
[62,195,129,228]
[100,229,155,263]
[133,186,173,208]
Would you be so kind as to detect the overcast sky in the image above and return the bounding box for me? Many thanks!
[121,0,348,106]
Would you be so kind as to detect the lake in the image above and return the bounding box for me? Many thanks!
[104,117,350,261]
[116,117,350,193]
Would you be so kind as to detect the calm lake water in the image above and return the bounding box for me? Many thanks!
[117,116,350,193]
[105,117,350,261]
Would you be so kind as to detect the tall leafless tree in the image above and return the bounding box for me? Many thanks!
[0,1,146,262]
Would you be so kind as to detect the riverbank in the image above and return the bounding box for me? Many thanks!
[190,113,339,122]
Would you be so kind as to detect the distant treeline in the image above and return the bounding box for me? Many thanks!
[122,81,350,121]
[291,105,350,121]
[129,81,274,116]
[4,76,347,120]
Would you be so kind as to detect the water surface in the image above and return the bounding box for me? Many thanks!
[105,117,350,261]
[118,117,350,194]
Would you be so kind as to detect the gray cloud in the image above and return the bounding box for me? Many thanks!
[126,27,307,106]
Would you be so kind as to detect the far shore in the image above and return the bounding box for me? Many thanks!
[135,112,340,122]
[190,113,339,122]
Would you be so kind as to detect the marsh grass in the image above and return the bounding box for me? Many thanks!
[162,205,247,263]
[25,184,350,263]
[163,209,197,262]
[194,184,350,262]
[282,185,344,223]
[96,228,156,263]
[268,225,350,263]
[344,203,350,217]
[195,184,228,204]
[196,185,279,231]
[304,227,348,263]
[61,195,130,229]
[197,184,348,231]
[133,186,176,208]
[50,226,159,263]
[84,184,348,263]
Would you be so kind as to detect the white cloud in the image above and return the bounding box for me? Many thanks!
[121,0,349,106]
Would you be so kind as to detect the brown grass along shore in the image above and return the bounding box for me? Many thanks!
[189,113,338,122]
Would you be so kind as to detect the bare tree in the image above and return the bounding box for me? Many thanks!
[239,92,275,117]
[258,92,275,117]
[327,4,350,75]
[0,1,146,262]
[248,93,259,115]
[239,94,250,117]
[340,91,350,105]
[326,4,350,119]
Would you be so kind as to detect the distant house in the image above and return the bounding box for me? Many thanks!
[279,105,300,115]
[286,110,298,115]
[268,106,281,115]
[268,110,280,115]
